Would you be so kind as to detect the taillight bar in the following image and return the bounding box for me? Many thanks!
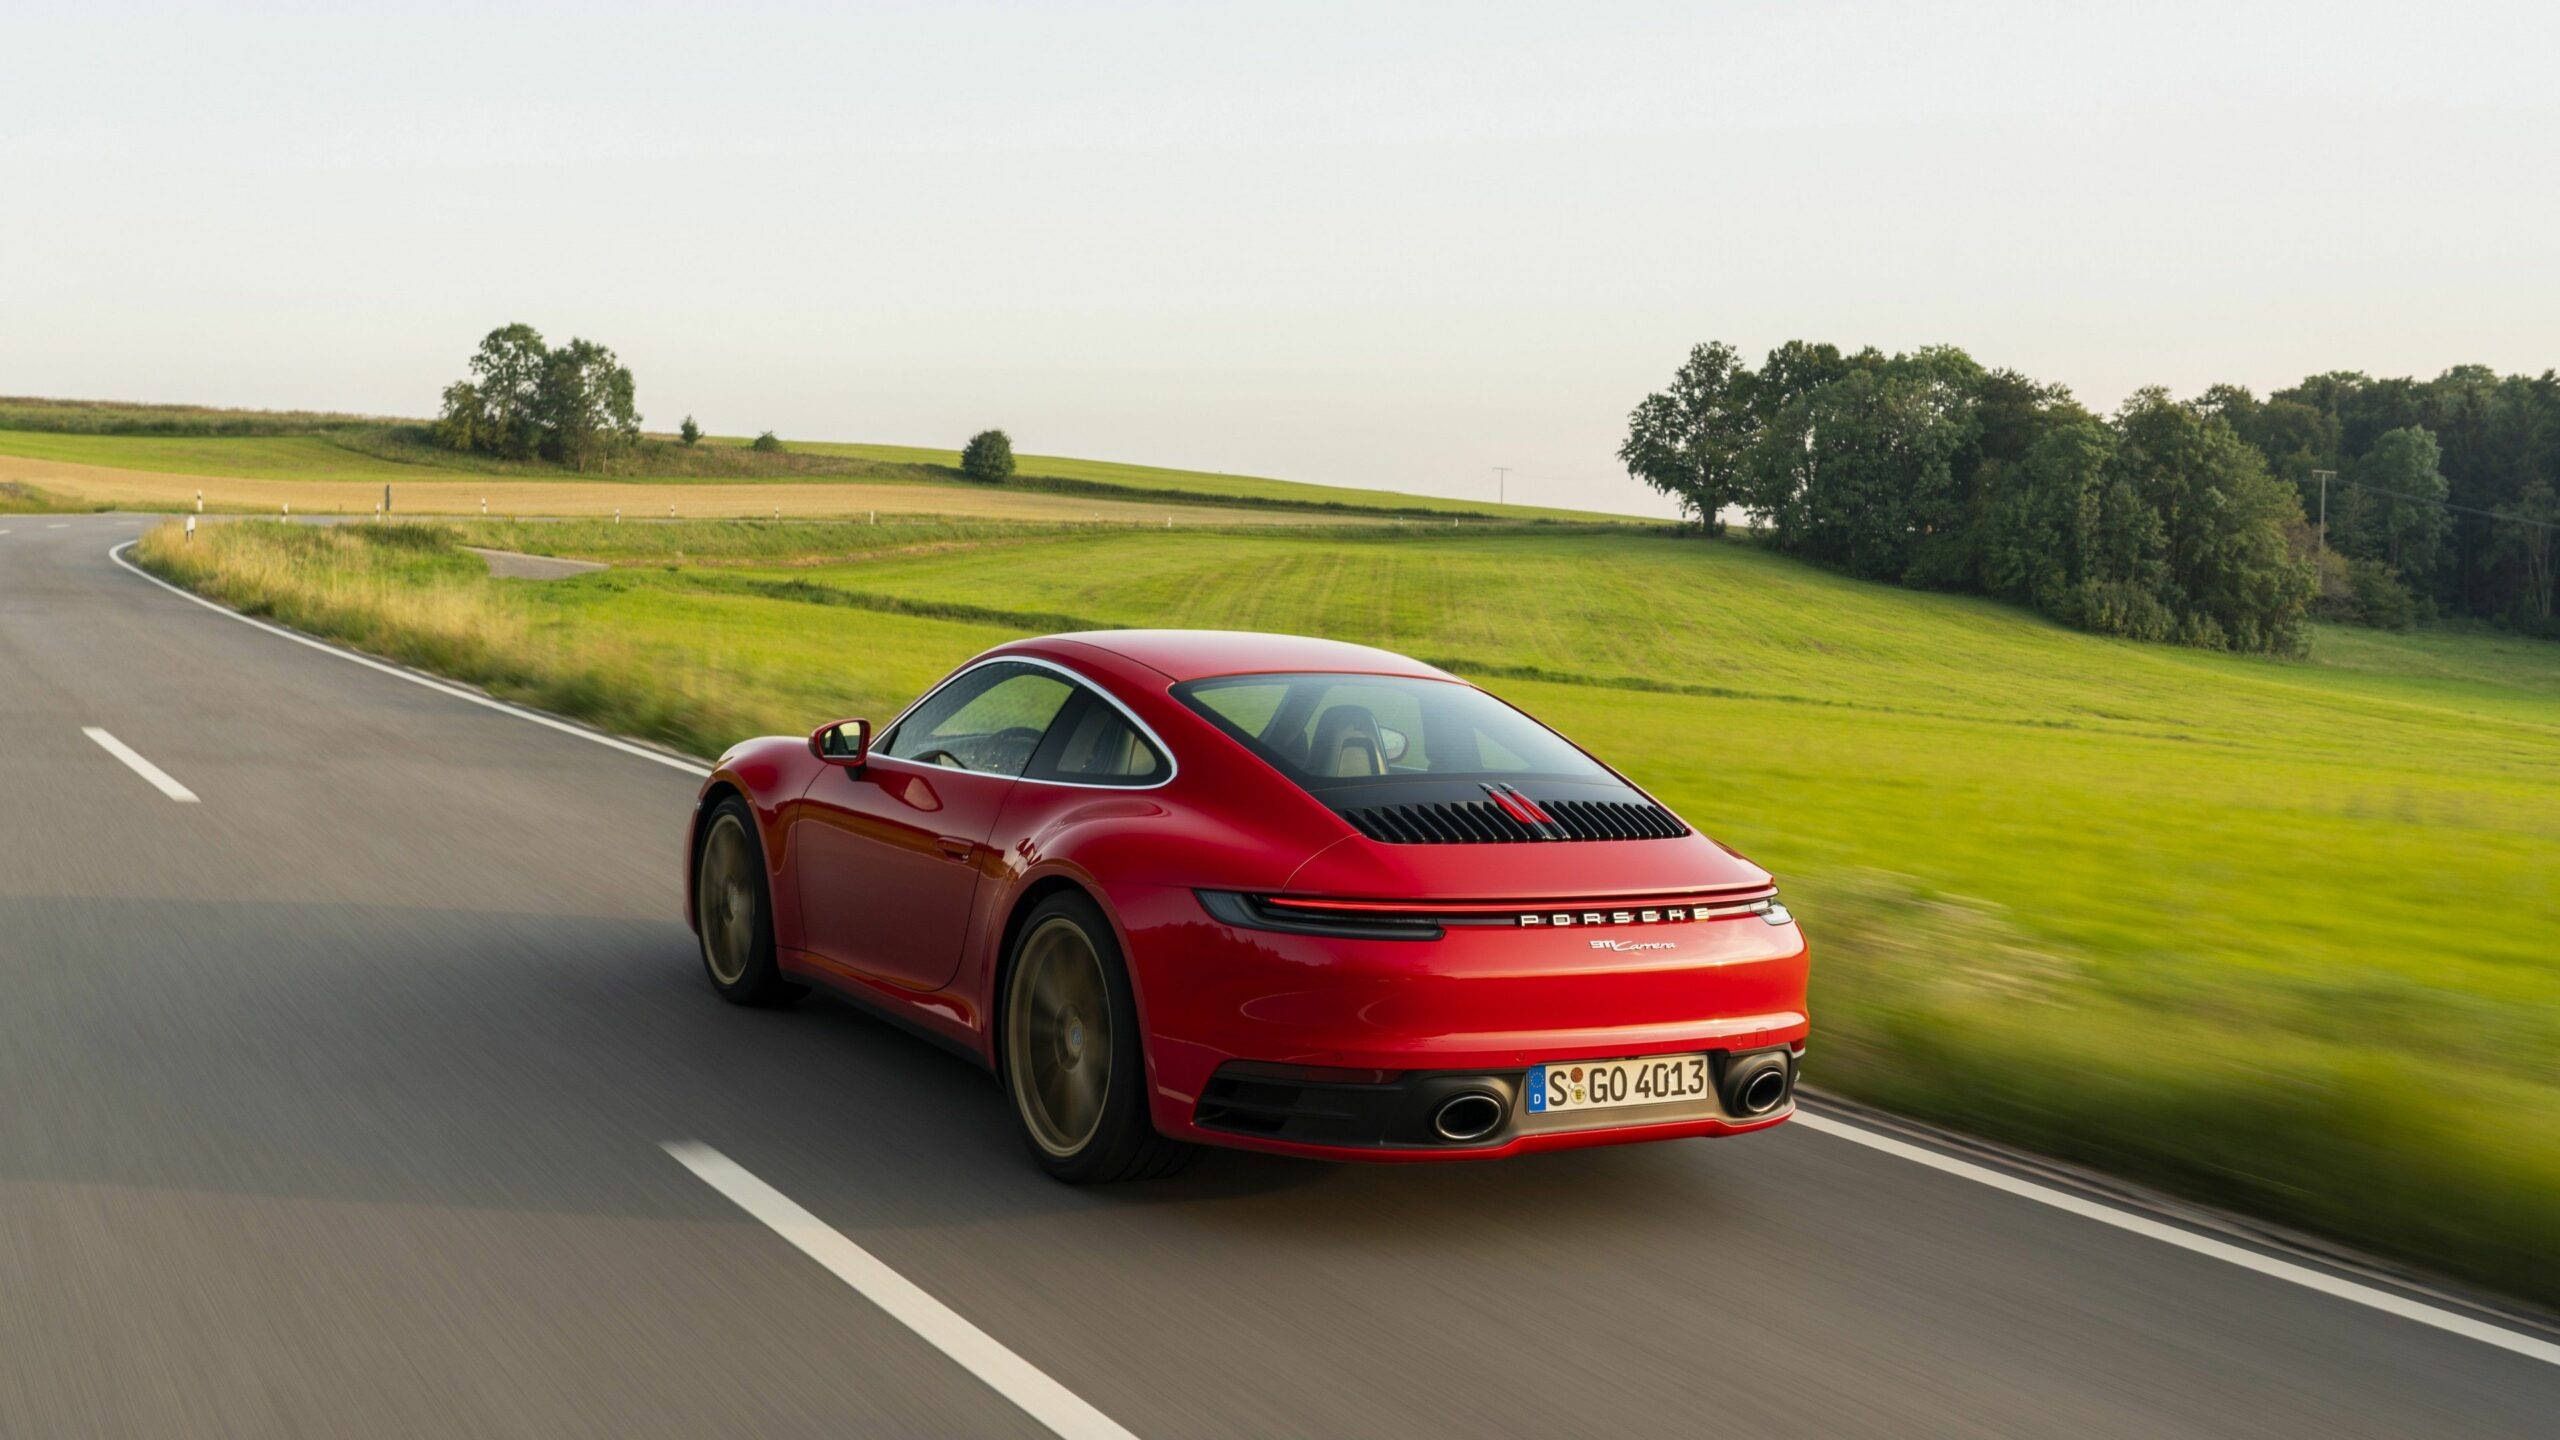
[1201,885,1784,938]
[1258,887,1776,919]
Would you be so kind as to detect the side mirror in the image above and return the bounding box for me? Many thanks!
[810,718,871,768]
[1376,725,1410,764]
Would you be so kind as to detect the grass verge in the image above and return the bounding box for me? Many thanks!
[0,480,106,513]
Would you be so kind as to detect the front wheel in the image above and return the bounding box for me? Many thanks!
[1002,892,1191,1183]
[694,797,801,1006]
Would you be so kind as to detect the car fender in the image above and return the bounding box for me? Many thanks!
[685,735,824,953]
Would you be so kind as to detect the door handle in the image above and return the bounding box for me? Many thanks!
[935,835,975,861]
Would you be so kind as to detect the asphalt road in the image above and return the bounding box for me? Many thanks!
[3,513,2553,1438]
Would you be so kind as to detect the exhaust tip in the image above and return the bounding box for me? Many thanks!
[1738,1067,1790,1115]
[1433,1092,1505,1143]
[1720,1053,1793,1117]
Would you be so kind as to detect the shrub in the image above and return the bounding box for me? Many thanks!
[2067,579,2176,642]
[679,415,701,446]
[2303,533,2357,621]
[354,522,462,553]
[2347,557,2416,630]
[750,430,784,453]
[961,428,1016,483]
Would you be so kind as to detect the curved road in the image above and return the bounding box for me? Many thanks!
[3,513,2553,1438]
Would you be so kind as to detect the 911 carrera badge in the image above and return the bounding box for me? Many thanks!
[1588,938,1677,952]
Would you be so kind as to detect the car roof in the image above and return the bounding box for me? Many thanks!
[1021,629,1458,684]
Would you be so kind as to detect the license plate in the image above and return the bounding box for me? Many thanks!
[1525,1052,1712,1114]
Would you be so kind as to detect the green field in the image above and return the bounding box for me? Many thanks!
[134,516,2560,1306]
[0,403,1605,522]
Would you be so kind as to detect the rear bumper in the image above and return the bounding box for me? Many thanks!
[1175,1108,1796,1162]
[1112,884,1812,1159]
[1169,1049,1801,1160]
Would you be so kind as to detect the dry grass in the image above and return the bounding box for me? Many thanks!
[133,522,766,750]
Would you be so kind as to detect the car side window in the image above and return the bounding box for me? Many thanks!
[1029,690,1168,786]
[879,663,1074,777]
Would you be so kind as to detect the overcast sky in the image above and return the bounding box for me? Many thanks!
[6,2,2556,516]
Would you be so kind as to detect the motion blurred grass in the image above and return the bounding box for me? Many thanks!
[136,517,2560,1307]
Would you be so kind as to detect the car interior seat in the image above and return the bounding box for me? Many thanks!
[1306,704,1387,777]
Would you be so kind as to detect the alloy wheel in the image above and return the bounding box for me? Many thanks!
[698,812,758,986]
[1007,916,1113,1157]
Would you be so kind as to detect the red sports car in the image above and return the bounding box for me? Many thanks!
[685,631,1809,1181]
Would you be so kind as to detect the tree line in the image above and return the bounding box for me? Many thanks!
[1621,343,2560,653]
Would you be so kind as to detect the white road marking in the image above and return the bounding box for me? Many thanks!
[106,537,2560,1372]
[47,522,70,528]
[108,542,707,777]
[81,726,200,803]
[663,1141,1142,1440]
[1792,1111,2560,1368]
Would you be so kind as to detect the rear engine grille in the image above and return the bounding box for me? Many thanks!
[1339,797,1688,845]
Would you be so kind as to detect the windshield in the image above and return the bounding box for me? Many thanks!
[1173,672,1615,788]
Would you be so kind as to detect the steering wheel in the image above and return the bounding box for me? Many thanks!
[914,728,1045,773]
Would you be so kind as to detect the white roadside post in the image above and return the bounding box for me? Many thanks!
[282,501,289,517]
[481,497,488,516]
[195,489,203,513]
[614,508,621,524]
[184,515,195,543]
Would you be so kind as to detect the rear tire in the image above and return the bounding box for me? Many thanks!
[694,796,801,1006]
[1001,892,1192,1183]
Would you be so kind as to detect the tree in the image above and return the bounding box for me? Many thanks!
[2494,478,2557,626]
[435,323,643,470]
[1617,342,1756,532]
[1744,351,1974,584]
[467,323,550,460]
[1977,403,2114,614]
[679,415,701,446]
[434,381,486,453]
[535,338,640,472]
[750,430,784,453]
[2107,391,2311,653]
[961,428,1016,483]
[2344,425,2450,593]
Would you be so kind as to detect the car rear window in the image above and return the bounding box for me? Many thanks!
[1174,672,1612,788]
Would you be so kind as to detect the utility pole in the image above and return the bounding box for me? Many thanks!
[2311,469,2336,554]
[1492,467,1511,506]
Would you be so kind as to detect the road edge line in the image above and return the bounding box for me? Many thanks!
[1790,1111,2560,1368]
[108,539,709,778]
[663,1140,1142,1440]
